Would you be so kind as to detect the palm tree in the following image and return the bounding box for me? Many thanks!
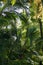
[0,0,43,65]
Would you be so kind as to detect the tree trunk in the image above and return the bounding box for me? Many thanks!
[39,19,43,38]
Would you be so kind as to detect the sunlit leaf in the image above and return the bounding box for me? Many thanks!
[11,0,16,6]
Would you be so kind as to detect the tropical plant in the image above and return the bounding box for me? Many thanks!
[0,0,43,65]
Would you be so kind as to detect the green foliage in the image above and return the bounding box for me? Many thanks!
[0,0,43,65]
[11,0,16,6]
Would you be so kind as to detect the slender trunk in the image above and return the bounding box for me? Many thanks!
[39,19,42,65]
[39,19,43,38]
